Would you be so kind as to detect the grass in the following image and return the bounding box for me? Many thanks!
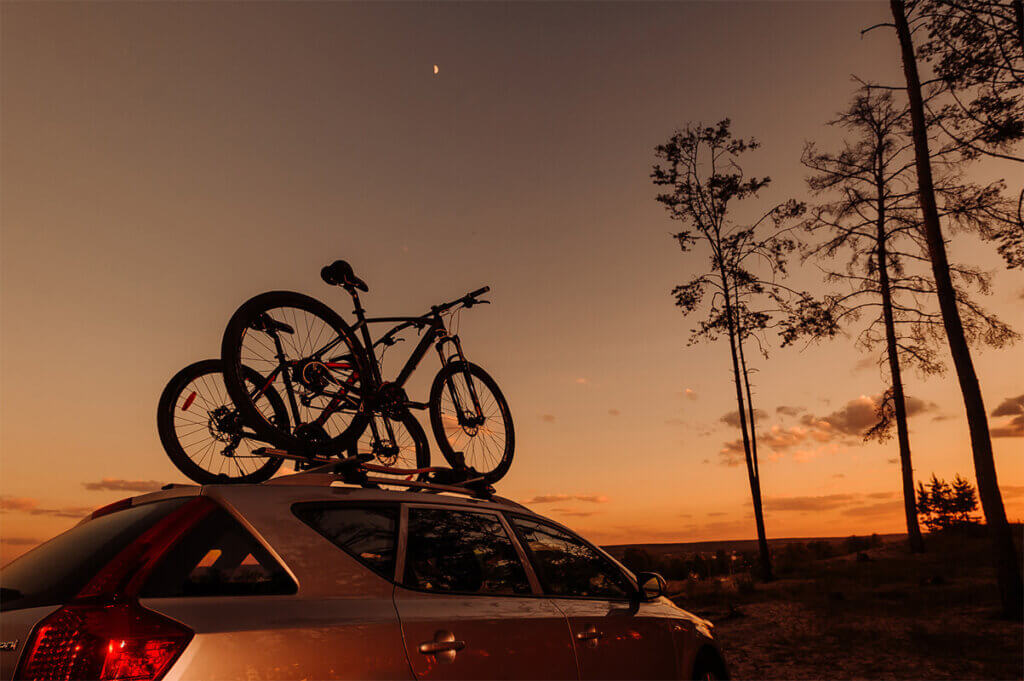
[670,530,1024,680]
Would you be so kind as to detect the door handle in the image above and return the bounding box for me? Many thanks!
[575,624,604,648]
[418,630,466,663]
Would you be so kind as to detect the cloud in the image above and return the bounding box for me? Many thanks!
[0,496,92,518]
[763,494,859,512]
[575,378,588,385]
[887,457,899,464]
[540,414,556,423]
[608,409,620,417]
[685,389,698,400]
[832,473,846,479]
[717,394,941,464]
[707,511,727,517]
[854,356,880,373]
[763,491,902,515]
[0,536,40,546]
[775,405,805,417]
[991,394,1024,438]
[549,507,598,517]
[841,500,905,517]
[720,409,768,428]
[1000,485,1024,499]
[83,478,164,493]
[521,494,609,505]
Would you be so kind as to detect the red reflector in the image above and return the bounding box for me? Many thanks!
[16,602,192,681]
[181,392,197,412]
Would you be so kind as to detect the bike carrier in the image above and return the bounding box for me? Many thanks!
[252,447,498,500]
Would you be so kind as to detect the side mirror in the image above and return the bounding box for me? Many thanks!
[636,572,668,601]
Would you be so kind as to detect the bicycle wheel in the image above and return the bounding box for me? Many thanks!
[428,361,515,483]
[221,291,368,456]
[158,359,286,484]
[347,409,430,483]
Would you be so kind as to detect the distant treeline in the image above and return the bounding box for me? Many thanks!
[618,534,885,580]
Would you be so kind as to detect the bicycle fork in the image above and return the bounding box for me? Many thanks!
[435,335,484,426]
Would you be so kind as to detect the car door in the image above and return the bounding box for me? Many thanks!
[507,515,678,680]
[392,504,579,680]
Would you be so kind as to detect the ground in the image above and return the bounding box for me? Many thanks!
[668,531,1024,680]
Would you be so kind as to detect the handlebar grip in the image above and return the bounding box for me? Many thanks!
[468,286,490,298]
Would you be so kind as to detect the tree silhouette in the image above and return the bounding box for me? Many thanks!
[889,0,1023,619]
[652,120,804,582]
[916,0,1024,266]
[917,473,981,531]
[787,88,1017,554]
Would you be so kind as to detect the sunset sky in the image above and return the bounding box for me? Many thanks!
[2,1,1021,565]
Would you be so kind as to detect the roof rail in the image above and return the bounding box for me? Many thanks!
[257,449,525,508]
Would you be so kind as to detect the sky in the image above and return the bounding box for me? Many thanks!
[2,1,1022,564]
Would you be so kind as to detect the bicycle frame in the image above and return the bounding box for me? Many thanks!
[248,290,482,439]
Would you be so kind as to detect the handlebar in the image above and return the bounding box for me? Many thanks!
[431,286,491,315]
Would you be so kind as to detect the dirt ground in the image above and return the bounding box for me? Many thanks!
[671,533,1024,680]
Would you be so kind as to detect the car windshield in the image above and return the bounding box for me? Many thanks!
[0,498,189,612]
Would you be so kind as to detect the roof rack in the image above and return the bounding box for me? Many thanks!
[255,448,518,505]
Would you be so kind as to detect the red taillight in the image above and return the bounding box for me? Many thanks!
[17,497,216,680]
[15,602,192,681]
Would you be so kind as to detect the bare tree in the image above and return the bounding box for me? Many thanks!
[652,120,803,582]
[787,88,1017,555]
[911,0,1024,264]
[889,0,1023,620]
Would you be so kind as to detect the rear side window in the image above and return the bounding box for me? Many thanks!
[293,504,399,578]
[141,508,296,597]
[510,516,633,599]
[1,498,190,612]
[403,507,531,595]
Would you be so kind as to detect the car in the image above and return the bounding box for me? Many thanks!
[0,469,728,680]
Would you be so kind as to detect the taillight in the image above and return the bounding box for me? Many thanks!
[15,602,192,681]
[16,497,216,680]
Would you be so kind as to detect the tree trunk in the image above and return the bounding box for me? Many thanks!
[874,161,925,553]
[891,0,1023,619]
[736,320,773,579]
[719,266,773,582]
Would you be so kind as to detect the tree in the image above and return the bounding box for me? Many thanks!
[652,120,803,581]
[916,0,1024,267]
[890,0,1023,620]
[789,88,1017,554]
[917,473,981,531]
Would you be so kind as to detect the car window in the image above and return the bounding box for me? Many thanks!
[510,516,633,599]
[141,508,296,597]
[1,498,190,612]
[403,507,531,595]
[293,504,399,578]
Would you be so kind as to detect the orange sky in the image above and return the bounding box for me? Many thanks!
[2,1,1022,565]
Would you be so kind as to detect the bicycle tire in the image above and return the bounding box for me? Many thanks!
[347,409,430,483]
[428,361,515,483]
[221,291,369,456]
[157,359,286,484]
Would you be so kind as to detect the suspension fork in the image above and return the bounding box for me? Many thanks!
[435,335,484,421]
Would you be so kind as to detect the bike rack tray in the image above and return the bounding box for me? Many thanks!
[255,447,499,500]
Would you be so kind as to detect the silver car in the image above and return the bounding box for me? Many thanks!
[1,471,727,680]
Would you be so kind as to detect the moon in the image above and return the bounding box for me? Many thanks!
[433,64,439,75]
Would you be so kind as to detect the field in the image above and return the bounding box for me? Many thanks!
[609,530,1024,680]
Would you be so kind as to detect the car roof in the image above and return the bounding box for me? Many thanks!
[127,474,533,516]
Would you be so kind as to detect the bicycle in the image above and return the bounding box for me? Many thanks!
[157,359,430,485]
[219,260,515,483]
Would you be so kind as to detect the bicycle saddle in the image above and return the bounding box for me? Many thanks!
[321,260,368,292]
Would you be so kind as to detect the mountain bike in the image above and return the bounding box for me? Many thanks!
[219,260,515,483]
[157,359,430,484]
